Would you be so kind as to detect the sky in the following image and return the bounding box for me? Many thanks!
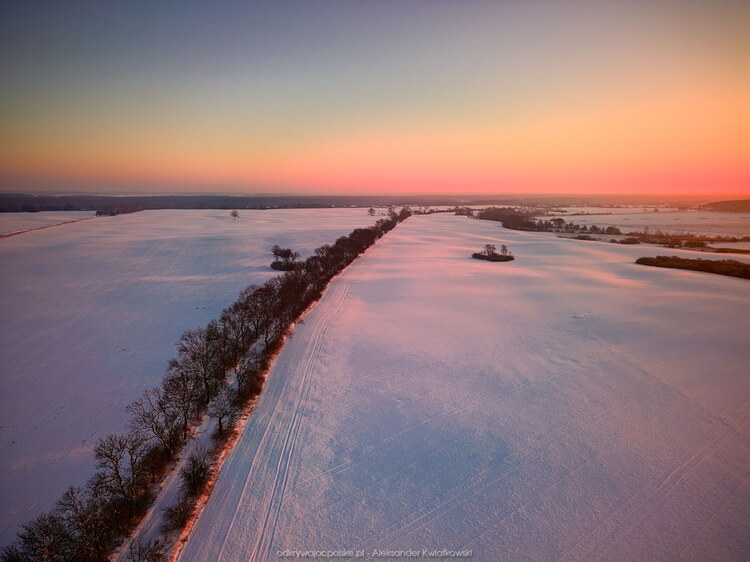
[0,0,748,197]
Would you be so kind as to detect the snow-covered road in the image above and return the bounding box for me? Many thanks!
[180,213,750,561]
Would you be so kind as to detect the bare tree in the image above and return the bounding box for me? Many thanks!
[175,326,224,407]
[209,386,237,437]
[8,512,72,561]
[163,363,201,440]
[126,388,181,460]
[235,348,261,393]
[245,280,280,348]
[219,301,256,370]
[57,485,113,561]
[93,433,150,517]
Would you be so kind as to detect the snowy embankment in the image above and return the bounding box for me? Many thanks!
[0,208,376,546]
[180,213,750,561]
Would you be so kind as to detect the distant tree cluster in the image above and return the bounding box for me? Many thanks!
[473,206,750,252]
[453,206,475,216]
[95,204,145,217]
[270,245,300,271]
[1,208,412,562]
[0,193,471,213]
[474,207,623,235]
[635,256,750,279]
[701,198,750,212]
[472,243,514,262]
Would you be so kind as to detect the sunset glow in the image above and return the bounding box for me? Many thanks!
[1,0,748,196]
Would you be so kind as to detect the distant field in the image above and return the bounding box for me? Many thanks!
[557,209,750,237]
[0,208,376,546]
[0,211,96,235]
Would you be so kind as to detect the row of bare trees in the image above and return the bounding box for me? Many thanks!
[2,208,411,562]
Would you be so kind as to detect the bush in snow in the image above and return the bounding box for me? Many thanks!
[180,447,213,499]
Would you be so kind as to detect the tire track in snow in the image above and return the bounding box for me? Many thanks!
[283,355,576,505]
[249,277,356,561]
[350,397,640,559]
[560,401,750,562]
[289,341,629,527]
[181,256,368,562]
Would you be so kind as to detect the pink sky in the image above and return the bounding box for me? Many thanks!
[1,1,748,197]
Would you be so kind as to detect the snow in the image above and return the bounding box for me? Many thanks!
[555,209,750,238]
[556,206,683,215]
[0,211,96,236]
[179,213,750,561]
[0,208,377,546]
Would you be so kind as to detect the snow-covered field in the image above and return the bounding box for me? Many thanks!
[0,208,376,546]
[0,211,96,235]
[557,209,750,237]
[181,213,750,561]
[557,206,682,215]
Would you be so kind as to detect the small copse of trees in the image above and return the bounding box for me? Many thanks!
[270,245,300,271]
[475,207,624,236]
[472,243,514,262]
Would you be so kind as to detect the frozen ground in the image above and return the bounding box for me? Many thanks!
[180,213,750,561]
[0,211,96,235]
[0,208,376,546]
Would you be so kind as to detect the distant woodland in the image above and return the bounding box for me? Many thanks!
[473,206,750,248]
[635,256,750,280]
[0,194,501,214]
[3,194,746,214]
[701,199,750,212]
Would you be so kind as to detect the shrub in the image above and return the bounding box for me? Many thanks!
[127,535,165,562]
[180,448,212,498]
[161,499,193,533]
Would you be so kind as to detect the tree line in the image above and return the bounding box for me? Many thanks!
[635,256,750,280]
[1,208,411,562]
[474,207,623,235]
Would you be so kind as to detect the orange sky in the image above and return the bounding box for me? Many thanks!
[1,1,748,196]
